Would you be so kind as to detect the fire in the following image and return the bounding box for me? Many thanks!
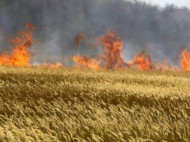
[72,54,100,70]
[0,23,36,66]
[99,31,126,69]
[0,25,188,72]
[180,50,190,71]
[129,52,152,70]
[43,62,62,69]
[156,60,170,71]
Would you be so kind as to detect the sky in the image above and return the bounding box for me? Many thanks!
[129,0,190,9]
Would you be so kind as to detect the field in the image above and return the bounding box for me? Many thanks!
[0,66,190,142]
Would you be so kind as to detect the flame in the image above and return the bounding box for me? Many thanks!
[99,31,126,69]
[129,52,152,70]
[0,23,36,66]
[72,54,100,70]
[156,60,170,71]
[180,50,190,71]
[43,62,62,69]
[0,25,188,72]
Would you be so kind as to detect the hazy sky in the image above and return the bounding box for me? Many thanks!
[129,0,190,8]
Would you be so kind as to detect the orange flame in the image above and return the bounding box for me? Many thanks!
[72,54,100,70]
[42,62,62,69]
[156,60,170,71]
[0,23,36,66]
[0,25,187,72]
[99,31,126,69]
[129,52,152,70]
[180,50,190,71]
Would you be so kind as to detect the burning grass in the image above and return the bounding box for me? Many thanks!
[0,24,36,66]
[0,24,190,72]
[0,66,189,142]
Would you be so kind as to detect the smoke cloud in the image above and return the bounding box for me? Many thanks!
[0,0,190,66]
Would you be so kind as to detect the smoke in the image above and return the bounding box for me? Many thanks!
[0,0,190,66]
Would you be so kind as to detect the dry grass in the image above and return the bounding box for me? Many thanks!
[0,66,190,142]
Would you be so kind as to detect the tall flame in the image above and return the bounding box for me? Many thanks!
[180,50,190,71]
[0,23,36,66]
[72,54,100,70]
[99,31,126,69]
[129,52,152,70]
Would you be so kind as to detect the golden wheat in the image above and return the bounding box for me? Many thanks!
[0,66,189,142]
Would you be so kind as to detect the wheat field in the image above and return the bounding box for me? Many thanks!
[0,66,189,142]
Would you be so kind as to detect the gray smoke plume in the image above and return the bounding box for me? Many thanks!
[0,0,190,66]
